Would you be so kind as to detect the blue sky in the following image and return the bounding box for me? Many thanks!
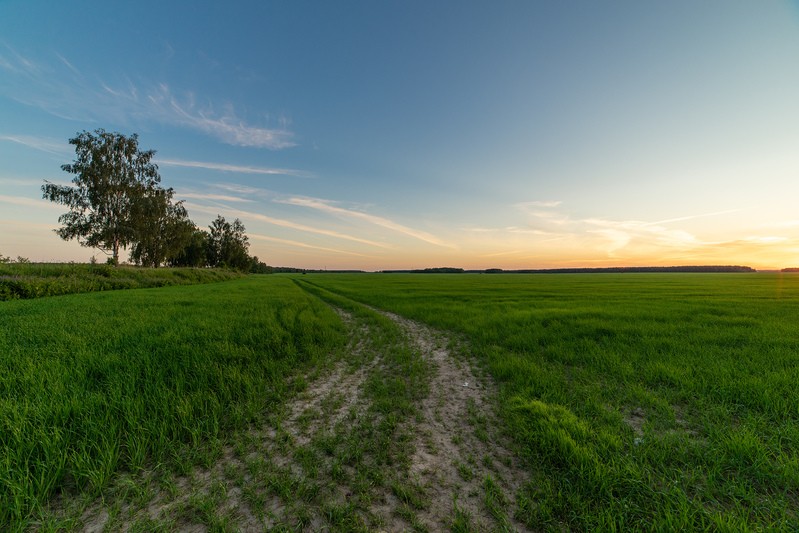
[2,1,799,269]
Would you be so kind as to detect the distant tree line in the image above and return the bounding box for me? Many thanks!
[42,129,270,271]
[381,266,756,274]
[502,266,757,273]
[0,253,30,264]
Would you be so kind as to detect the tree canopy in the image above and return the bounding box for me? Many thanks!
[42,129,162,264]
[42,129,265,271]
[207,215,250,270]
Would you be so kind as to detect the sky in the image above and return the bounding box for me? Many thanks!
[2,1,799,270]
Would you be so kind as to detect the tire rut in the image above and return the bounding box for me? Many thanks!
[378,310,531,532]
[61,303,532,532]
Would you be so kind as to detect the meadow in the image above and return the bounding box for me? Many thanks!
[305,273,799,530]
[2,272,798,530]
[0,277,346,529]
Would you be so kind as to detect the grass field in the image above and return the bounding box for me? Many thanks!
[2,272,798,530]
[305,273,799,530]
[0,277,346,528]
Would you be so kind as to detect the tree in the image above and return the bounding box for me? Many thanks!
[129,189,195,268]
[42,129,161,265]
[170,228,209,267]
[206,215,250,270]
[249,256,273,274]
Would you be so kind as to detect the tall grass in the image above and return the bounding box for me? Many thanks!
[0,263,243,300]
[306,273,799,530]
[0,276,345,529]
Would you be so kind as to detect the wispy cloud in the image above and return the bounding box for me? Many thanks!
[480,249,526,257]
[0,45,38,75]
[743,235,788,244]
[0,135,70,156]
[464,226,554,236]
[179,192,253,203]
[584,217,702,255]
[1,49,295,149]
[157,158,311,177]
[213,183,265,196]
[763,219,799,229]
[0,194,63,210]
[516,200,562,209]
[249,233,370,256]
[0,177,41,186]
[503,202,799,267]
[55,52,81,78]
[280,196,454,248]
[644,208,748,226]
[185,202,391,249]
[473,202,762,262]
[152,84,294,148]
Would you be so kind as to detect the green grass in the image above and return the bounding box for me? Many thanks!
[303,273,799,530]
[6,271,799,530]
[0,276,346,529]
[289,279,432,528]
[0,262,243,300]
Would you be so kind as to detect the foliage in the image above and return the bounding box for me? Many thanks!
[0,277,346,528]
[41,130,163,264]
[129,192,194,268]
[304,273,799,530]
[206,215,250,271]
[249,256,273,274]
[170,228,209,268]
[0,253,29,264]
[0,263,242,300]
[40,129,275,270]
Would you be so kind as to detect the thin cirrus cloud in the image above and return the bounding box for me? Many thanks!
[211,183,270,198]
[482,204,741,255]
[280,196,455,248]
[178,192,254,203]
[0,48,293,149]
[155,85,295,149]
[184,202,391,249]
[643,208,749,227]
[468,202,736,260]
[0,135,69,156]
[156,158,312,177]
[516,200,563,209]
[249,233,371,257]
[0,194,62,210]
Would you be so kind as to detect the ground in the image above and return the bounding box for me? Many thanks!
[66,299,532,532]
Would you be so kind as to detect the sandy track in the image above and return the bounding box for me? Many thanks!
[68,304,531,531]
[379,310,530,531]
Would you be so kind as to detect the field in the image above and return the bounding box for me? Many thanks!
[2,273,798,530]
[306,273,799,530]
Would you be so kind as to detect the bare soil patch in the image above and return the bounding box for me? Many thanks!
[381,311,530,531]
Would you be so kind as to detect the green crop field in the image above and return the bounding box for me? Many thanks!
[0,276,346,529]
[2,272,798,531]
[304,273,799,530]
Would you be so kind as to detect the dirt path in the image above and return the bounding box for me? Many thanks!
[379,310,530,531]
[65,303,531,532]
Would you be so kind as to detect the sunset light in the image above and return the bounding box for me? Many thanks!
[2,2,799,270]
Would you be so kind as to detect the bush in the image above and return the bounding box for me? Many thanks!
[0,264,244,301]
